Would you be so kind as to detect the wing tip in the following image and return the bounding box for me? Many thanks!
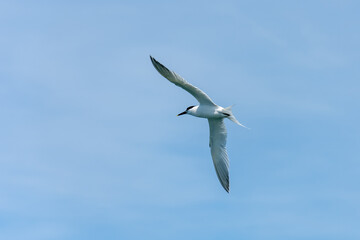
[149,55,156,65]
[149,55,163,68]
[216,171,230,193]
[222,181,230,193]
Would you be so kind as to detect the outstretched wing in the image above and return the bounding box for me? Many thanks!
[150,56,216,106]
[208,118,229,192]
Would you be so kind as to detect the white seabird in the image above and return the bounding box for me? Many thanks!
[150,56,246,192]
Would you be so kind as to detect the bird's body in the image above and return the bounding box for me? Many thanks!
[150,56,246,192]
[187,105,224,119]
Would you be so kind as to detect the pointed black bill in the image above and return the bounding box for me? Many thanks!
[177,111,186,116]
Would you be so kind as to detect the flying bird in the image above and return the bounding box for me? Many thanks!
[150,56,246,192]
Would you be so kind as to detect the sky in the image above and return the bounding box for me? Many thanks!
[1,0,360,239]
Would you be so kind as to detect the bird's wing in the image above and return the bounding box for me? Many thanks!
[208,118,229,192]
[150,56,216,106]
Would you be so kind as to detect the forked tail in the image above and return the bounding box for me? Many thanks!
[223,105,249,129]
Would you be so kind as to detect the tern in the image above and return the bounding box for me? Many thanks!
[150,56,246,193]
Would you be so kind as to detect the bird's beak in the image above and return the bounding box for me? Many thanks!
[177,111,186,116]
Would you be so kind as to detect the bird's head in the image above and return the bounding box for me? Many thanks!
[177,105,197,116]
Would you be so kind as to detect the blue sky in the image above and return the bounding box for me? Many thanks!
[1,1,360,239]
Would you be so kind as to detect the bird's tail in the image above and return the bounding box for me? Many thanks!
[224,105,249,129]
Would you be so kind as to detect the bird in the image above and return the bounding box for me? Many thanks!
[150,56,247,192]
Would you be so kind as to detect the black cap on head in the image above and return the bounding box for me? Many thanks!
[186,106,195,111]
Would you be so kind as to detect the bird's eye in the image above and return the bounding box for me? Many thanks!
[186,106,195,111]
